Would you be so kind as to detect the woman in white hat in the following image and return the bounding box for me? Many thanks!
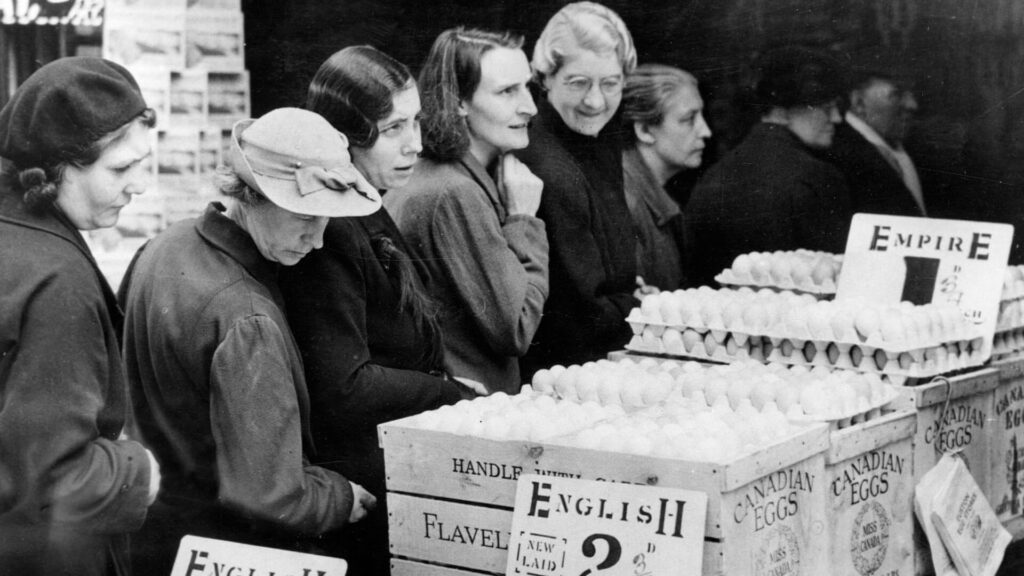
[120,108,379,573]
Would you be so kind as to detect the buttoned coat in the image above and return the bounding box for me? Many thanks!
[516,101,639,376]
[684,123,853,286]
[0,192,152,576]
[121,204,353,573]
[385,154,549,394]
[824,121,925,218]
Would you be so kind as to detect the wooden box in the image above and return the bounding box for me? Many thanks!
[892,368,999,575]
[825,410,916,576]
[381,418,830,575]
[990,356,1024,532]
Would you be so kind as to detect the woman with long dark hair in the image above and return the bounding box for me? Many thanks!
[278,45,464,574]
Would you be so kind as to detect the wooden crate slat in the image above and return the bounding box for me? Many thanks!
[827,410,917,465]
[391,558,498,576]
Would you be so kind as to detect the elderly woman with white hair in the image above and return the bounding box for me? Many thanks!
[518,1,640,376]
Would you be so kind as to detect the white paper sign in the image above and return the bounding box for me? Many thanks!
[171,535,347,576]
[507,474,707,576]
[837,214,1013,359]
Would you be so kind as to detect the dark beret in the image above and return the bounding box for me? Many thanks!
[755,46,845,110]
[0,56,146,168]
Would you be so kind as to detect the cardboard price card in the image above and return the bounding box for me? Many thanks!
[171,535,347,576]
[507,474,707,576]
[837,214,1013,359]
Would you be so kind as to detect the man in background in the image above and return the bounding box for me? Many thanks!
[827,71,926,217]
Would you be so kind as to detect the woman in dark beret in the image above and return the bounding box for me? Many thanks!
[683,46,854,286]
[0,57,161,576]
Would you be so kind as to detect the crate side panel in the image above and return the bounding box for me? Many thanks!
[388,493,725,575]
[827,434,915,576]
[720,453,829,576]
[991,363,1024,522]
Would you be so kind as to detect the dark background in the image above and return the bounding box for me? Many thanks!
[241,0,1024,262]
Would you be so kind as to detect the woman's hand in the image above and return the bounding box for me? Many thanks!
[498,154,543,217]
[348,481,378,523]
[453,376,489,397]
[634,275,660,300]
[144,449,162,506]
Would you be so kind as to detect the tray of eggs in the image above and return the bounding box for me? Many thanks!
[624,287,985,381]
[714,250,841,296]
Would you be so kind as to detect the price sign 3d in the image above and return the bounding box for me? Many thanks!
[507,474,707,576]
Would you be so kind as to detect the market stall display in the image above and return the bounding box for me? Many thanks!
[383,378,830,576]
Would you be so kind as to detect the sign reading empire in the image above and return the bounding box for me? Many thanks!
[1,0,104,26]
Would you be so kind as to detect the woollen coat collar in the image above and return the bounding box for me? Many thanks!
[195,202,283,303]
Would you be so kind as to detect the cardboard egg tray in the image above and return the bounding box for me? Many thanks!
[996,296,1024,332]
[715,270,837,296]
[785,389,900,431]
[627,316,966,356]
[993,327,1024,357]
[626,324,985,381]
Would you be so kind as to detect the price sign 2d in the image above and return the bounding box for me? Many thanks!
[170,535,347,576]
[836,214,1013,360]
[506,474,707,576]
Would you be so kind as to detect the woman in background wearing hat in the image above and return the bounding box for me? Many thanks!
[516,2,641,377]
[683,46,853,287]
[120,108,378,573]
[0,57,161,576]
[279,46,464,574]
[386,28,549,394]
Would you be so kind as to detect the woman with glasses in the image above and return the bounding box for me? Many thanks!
[683,46,853,287]
[385,28,549,394]
[517,1,640,377]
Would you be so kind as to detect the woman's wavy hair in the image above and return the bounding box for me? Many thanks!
[531,1,637,85]
[2,108,156,212]
[306,45,415,149]
[621,64,699,141]
[419,27,524,162]
[305,45,446,371]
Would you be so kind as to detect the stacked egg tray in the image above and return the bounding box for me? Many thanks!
[409,357,899,459]
[714,249,841,297]
[993,265,1024,358]
[624,289,986,383]
[531,357,901,432]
